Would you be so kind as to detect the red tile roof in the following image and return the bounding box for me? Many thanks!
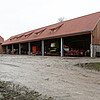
[49,23,63,30]
[2,11,100,45]
[34,28,46,34]
[0,36,4,44]
[24,31,33,36]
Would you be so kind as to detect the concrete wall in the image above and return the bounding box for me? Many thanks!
[95,45,100,57]
[90,44,100,57]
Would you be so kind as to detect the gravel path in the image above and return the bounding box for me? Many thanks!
[0,54,100,100]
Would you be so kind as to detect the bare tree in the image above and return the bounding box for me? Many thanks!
[57,17,66,22]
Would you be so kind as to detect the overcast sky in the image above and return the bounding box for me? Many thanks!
[0,0,100,40]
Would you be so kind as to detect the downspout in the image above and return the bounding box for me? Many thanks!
[91,31,95,57]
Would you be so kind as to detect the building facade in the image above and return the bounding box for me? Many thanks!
[2,12,100,57]
[0,36,4,54]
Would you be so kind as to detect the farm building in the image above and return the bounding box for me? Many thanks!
[0,36,4,54]
[2,12,100,57]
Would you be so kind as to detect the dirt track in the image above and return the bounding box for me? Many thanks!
[0,55,100,100]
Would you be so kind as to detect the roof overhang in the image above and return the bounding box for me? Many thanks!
[2,30,92,46]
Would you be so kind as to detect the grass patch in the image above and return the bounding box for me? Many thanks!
[77,62,100,71]
[85,63,100,71]
[0,81,53,100]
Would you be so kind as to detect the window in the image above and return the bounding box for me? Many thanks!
[35,32,41,36]
[16,35,23,40]
[34,28,46,36]
[50,23,63,33]
[24,32,33,38]
[10,37,16,41]
[50,27,59,33]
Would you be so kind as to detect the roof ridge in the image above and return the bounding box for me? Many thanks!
[62,11,100,23]
[22,11,100,33]
[2,11,100,45]
[9,11,100,38]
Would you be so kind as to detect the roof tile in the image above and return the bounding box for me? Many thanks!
[2,11,100,45]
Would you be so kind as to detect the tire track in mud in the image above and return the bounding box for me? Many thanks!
[0,63,19,67]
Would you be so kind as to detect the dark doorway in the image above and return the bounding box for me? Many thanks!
[45,38,60,56]
[64,34,91,56]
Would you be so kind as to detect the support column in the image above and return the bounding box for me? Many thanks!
[90,44,93,57]
[42,40,44,56]
[61,37,64,57]
[12,44,14,51]
[91,44,96,57]
[19,43,21,55]
[93,45,96,57]
[91,31,95,57]
[6,45,8,54]
[28,42,31,55]
[2,46,3,55]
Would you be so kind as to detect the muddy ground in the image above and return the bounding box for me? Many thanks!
[0,54,100,100]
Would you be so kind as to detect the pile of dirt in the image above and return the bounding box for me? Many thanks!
[0,81,53,100]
